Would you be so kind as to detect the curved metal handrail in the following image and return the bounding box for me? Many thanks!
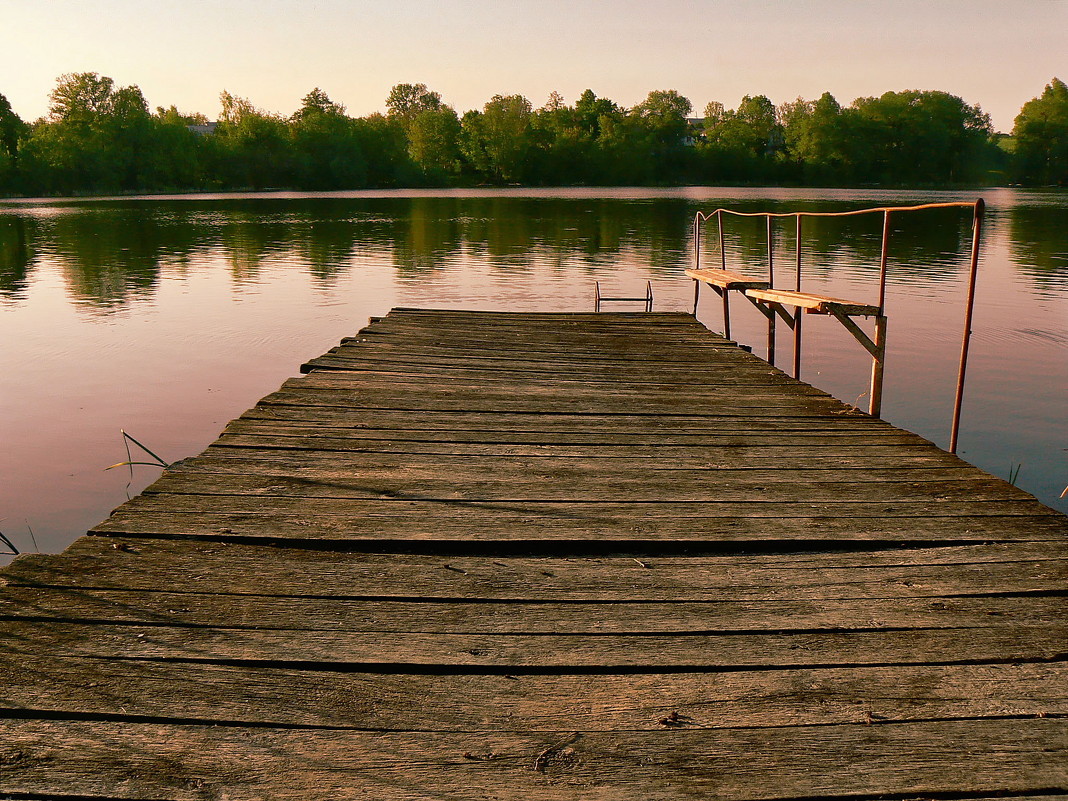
[691,199,985,453]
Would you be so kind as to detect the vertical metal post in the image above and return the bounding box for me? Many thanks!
[878,210,891,311]
[717,210,725,271]
[949,199,985,454]
[793,215,803,379]
[693,215,701,272]
[692,216,701,315]
[766,216,776,366]
[722,288,732,341]
[718,211,730,339]
[869,315,888,417]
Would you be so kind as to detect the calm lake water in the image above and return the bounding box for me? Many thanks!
[1,187,1065,558]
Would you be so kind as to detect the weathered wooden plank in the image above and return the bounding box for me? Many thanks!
[746,287,880,316]
[103,493,1067,521]
[323,342,761,365]
[194,447,972,474]
[0,719,1062,800]
[296,366,823,391]
[334,338,757,362]
[302,355,786,378]
[382,308,703,326]
[300,360,797,385]
[277,376,835,403]
[143,470,1035,503]
[386,308,698,320]
[2,657,1061,731]
[6,619,1062,667]
[3,306,1066,800]
[302,353,790,379]
[337,333,745,353]
[258,394,851,418]
[89,507,1068,542]
[212,433,960,461]
[232,407,915,437]
[259,387,850,415]
[7,539,1065,600]
[367,309,709,326]
[92,490,1067,543]
[4,586,1061,632]
[685,267,770,291]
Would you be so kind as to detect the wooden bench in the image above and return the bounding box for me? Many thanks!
[684,268,770,292]
[685,269,770,339]
[743,288,880,317]
[744,288,887,416]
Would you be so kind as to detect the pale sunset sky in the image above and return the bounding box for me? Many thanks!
[1,0,1064,133]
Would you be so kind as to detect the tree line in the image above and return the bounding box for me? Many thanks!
[0,74,1065,195]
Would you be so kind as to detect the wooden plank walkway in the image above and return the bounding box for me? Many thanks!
[1,308,1065,799]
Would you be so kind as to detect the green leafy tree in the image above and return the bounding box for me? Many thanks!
[212,91,293,189]
[351,113,415,186]
[574,89,619,137]
[407,107,461,181]
[289,88,366,189]
[1011,78,1068,185]
[629,89,694,181]
[0,93,26,163]
[702,101,725,130]
[155,105,209,126]
[632,90,692,143]
[527,92,602,185]
[465,94,532,182]
[698,94,782,182]
[702,95,779,156]
[0,93,27,193]
[779,92,854,182]
[48,72,114,125]
[849,90,993,184]
[597,112,657,185]
[386,83,443,123]
[297,88,344,118]
[27,73,115,190]
[101,85,156,189]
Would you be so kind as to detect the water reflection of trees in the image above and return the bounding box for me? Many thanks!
[0,216,34,300]
[1008,205,1068,292]
[16,196,1063,309]
[218,206,293,284]
[383,197,694,274]
[53,208,193,307]
[391,198,464,272]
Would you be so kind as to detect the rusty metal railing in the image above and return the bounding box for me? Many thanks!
[690,200,985,454]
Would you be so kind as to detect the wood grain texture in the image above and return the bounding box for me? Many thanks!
[1,307,1064,799]
[2,656,1062,730]
[0,719,1064,800]
[7,539,1066,599]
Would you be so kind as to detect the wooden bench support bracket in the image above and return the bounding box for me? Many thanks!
[828,309,888,417]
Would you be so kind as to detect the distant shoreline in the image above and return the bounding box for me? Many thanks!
[4,184,1062,205]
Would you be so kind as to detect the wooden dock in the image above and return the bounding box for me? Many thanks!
[1,308,1065,799]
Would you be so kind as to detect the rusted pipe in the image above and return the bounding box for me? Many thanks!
[878,210,891,312]
[949,198,985,454]
[793,215,802,379]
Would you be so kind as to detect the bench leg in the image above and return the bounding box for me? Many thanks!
[792,311,802,379]
[767,310,776,367]
[869,315,888,417]
[722,288,732,341]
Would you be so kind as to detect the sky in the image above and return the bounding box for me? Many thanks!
[1,0,1064,133]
